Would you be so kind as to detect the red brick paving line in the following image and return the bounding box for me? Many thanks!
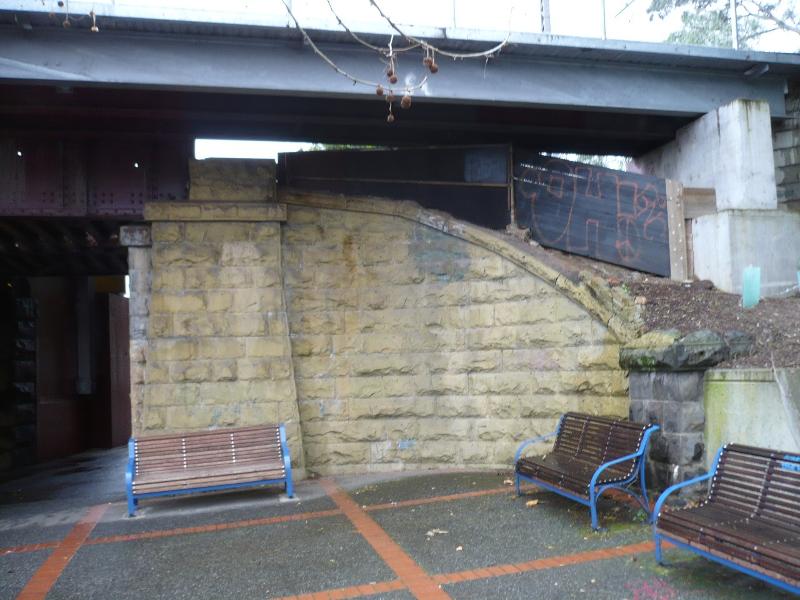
[274,538,672,599]
[320,478,451,600]
[0,485,514,556]
[276,579,405,600]
[15,503,108,600]
[431,539,670,585]
[0,482,646,557]
[85,508,342,546]
[363,486,508,511]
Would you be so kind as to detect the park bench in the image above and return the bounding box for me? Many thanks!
[654,444,800,595]
[125,424,293,516]
[514,412,659,530]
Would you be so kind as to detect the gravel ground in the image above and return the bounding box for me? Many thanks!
[623,278,800,368]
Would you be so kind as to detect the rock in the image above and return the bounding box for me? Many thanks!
[634,296,647,305]
[690,279,715,290]
[620,328,749,371]
[674,330,729,368]
[723,330,754,358]
[619,330,683,370]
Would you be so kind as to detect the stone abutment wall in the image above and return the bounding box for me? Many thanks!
[125,160,638,476]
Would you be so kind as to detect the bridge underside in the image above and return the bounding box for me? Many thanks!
[1,84,693,156]
[1,13,798,155]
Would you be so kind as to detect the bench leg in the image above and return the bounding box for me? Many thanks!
[127,493,137,517]
[655,534,664,564]
[285,478,294,499]
[590,499,600,531]
[515,473,521,497]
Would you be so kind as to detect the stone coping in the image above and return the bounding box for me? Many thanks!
[278,190,640,342]
[706,367,800,382]
[143,201,287,222]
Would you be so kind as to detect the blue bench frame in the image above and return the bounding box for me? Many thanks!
[653,446,800,596]
[514,415,660,530]
[126,424,294,517]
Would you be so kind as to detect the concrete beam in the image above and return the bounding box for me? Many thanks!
[636,99,778,211]
[0,28,790,118]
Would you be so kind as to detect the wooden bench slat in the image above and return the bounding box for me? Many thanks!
[134,470,287,494]
[655,443,800,591]
[126,424,293,515]
[516,412,656,529]
[135,462,285,484]
[134,424,280,441]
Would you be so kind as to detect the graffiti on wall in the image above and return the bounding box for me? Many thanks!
[514,150,670,276]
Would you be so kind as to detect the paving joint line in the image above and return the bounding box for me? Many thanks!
[0,485,512,556]
[15,503,108,600]
[273,539,668,599]
[320,478,451,600]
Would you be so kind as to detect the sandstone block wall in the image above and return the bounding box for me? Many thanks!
[773,88,800,210]
[128,159,636,476]
[282,200,629,474]
[127,199,303,467]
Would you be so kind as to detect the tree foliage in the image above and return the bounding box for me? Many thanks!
[648,0,800,48]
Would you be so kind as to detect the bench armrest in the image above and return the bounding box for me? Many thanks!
[514,430,558,463]
[653,445,724,522]
[590,425,660,491]
[279,424,294,497]
[125,438,136,492]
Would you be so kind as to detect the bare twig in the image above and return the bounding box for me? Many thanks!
[325,0,419,54]
[367,0,510,59]
[740,1,800,36]
[280,0,427,92]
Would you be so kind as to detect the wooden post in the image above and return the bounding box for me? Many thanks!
[666,179,689,281]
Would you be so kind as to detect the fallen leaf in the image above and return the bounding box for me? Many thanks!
[525,499,539,508]
[456,546,463,551]
[425,528,448,537]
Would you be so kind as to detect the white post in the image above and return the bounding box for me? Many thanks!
[730,0,739,49]
[541,0,551,33]
[601,0,607,39]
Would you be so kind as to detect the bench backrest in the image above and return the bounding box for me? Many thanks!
[708,444,800,532]
[133,425,284,477]
[552,412,651,473]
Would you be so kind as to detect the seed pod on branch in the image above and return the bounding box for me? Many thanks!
[400,93,412,109]
[429,62,439,73]
[376,85,384,96]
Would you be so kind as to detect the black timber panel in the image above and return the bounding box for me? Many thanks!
[514,150,670,276]
[279,146,511,230]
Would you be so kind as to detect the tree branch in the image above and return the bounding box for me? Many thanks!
[324,0,419,55]
[740,0,800,35]
[367,0,510,59]
[280,0,427,93]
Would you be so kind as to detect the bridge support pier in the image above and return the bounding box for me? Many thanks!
[635,98,800,296]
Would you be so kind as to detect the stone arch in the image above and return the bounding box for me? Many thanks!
[280,192,639,474]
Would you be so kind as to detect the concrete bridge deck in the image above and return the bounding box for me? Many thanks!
[0,449,792,599]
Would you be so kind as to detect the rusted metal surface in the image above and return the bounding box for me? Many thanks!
[0,218,127,276]
[31,277,82,461]
[514,150,670,276]
[0,138,190,218]
[108,294,130,448]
